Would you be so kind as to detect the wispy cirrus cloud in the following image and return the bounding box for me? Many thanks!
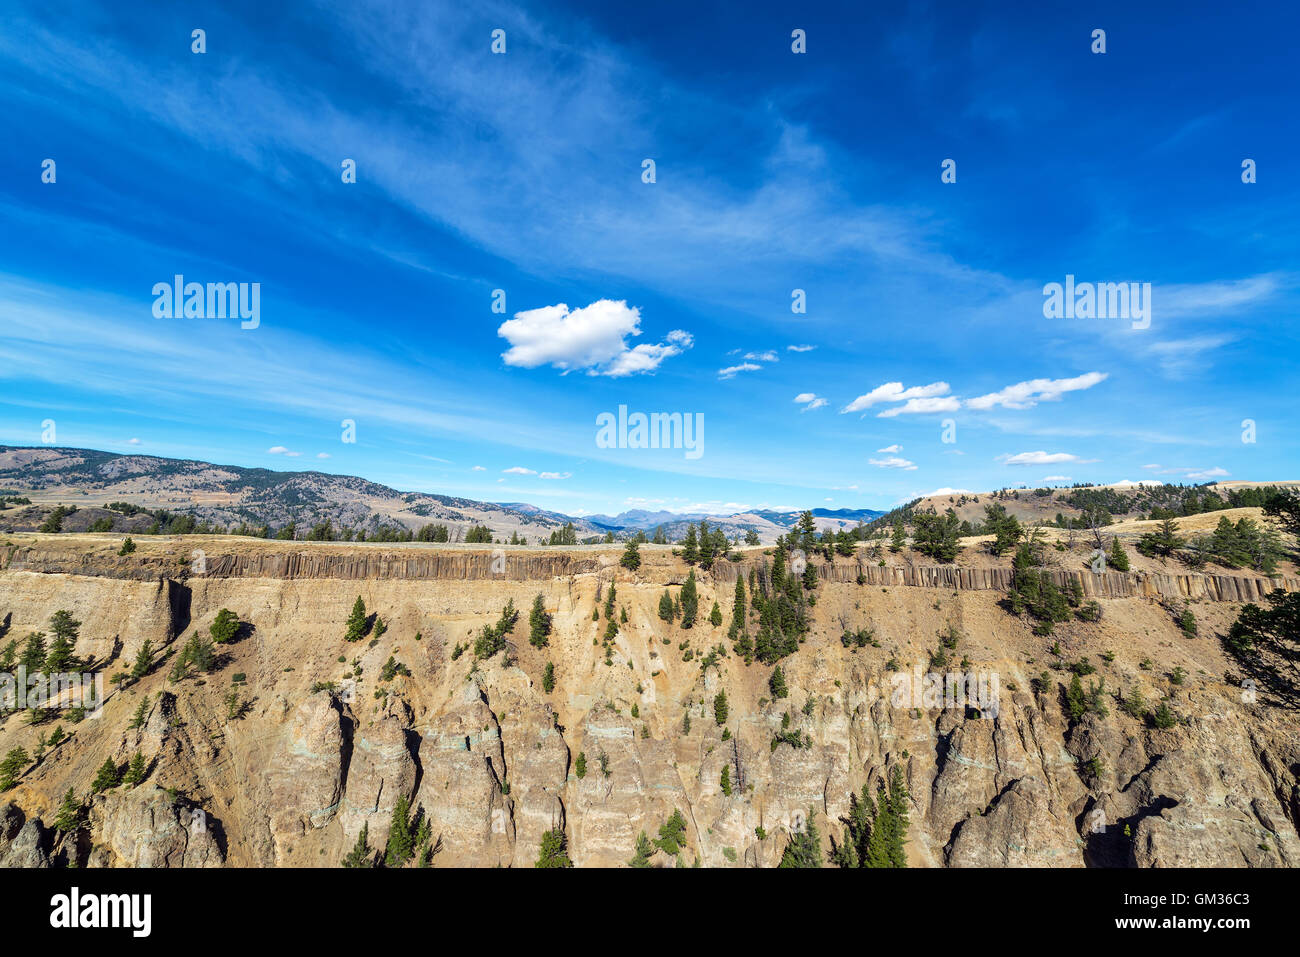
[1001,450,1095,466]
[870,455,917,470]
[841,381,952,414]
[1142,464,1230,481]
[966,372,1108,410]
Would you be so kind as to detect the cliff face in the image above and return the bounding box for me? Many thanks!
[5,538,1294,600]
[0,538,1296,868]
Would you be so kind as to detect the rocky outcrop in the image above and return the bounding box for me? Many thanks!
[567,706,692,868]
[0,803,50,867]
[263,692,349,865]
[338,714,417,851]
[947,776,1081,867]
[412,683,514,867]
[93,785,223,867]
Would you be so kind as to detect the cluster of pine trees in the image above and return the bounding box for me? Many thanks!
[828,766,911,868]
[678,519,732,569]
[724,540,820,667]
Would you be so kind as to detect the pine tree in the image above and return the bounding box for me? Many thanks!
[19,633,46,673]
[45,611,81,672]
[628,831,655,867]
[529,594,552,648]
[878,765,910,867]
[129,695,150,730]
[1065,673,1086,720]
[769,665,789,699]
[709,601,722,627]
[536,828,573,867]
[802,556,819,591]
[771,546,787,591]
[343,823,373,867]
[385,793,415,866]
[680,570,699,628]
[697,519,715,570]
[0,748,29,791]
[1109,536,1130,572]
[778,809,823,867]
[575,752,587,779]
[620,540,642,571]
[720,764,732,797]
[542,661,555,693]
[681,525,699,565]
[655,809,688,856]
[91,757,120,792]
[209,608,240,644]
[1151,701,1177,729]
[714,689,729,725]
[890,522,906,553]
[658,590,674,622]
[130,639,153,680]
[123,752,147,786]
[344,595,368,642]
[53,788,81,833]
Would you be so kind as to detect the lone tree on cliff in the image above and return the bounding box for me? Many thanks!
[528,594,552,648]
[536,828,573,868]
[679,571,699,628]
[344,596,368,642]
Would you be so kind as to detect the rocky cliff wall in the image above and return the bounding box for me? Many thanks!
[3,542,1294,604]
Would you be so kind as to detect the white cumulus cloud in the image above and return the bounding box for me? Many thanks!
[497,300,691,377]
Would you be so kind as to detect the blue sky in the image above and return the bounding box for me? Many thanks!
[1,0,1297,516]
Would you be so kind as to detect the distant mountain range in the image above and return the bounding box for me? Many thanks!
[0,447,883,543]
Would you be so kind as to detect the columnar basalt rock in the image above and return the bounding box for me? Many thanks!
[3,543,1293,604]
